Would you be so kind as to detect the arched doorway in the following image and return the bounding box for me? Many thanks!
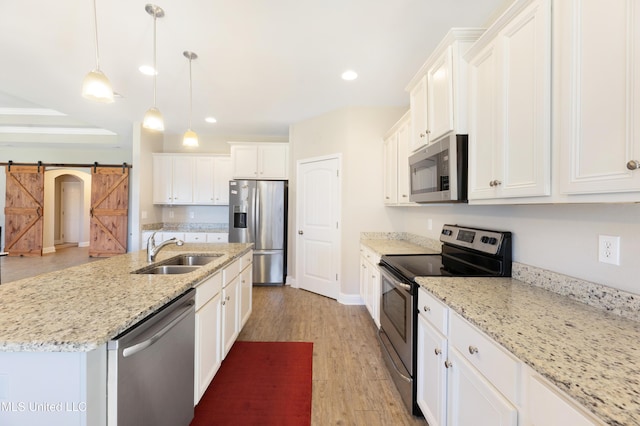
[43,169,91,254]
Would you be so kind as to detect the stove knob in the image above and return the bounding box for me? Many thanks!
[489,237,498,245]
[481,236,489,244]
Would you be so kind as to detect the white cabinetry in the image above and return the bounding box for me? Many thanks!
[153,154,194,204]
[522,368,604,426]
[407,29,484,152]
[416,289,449,426]
[239,251,253,328]
[153,154,231,205]
[383,111,414,205]
[359,245,381,327]
[194,272,223,404]
[466,0,552,202]
[194,156,232,205]
[557,0,640,198]
[230,142,289,179]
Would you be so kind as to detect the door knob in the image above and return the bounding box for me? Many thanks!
[627,160,640,170]
[298,230,304,235]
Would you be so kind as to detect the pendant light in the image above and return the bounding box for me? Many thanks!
[142,4,165,131]
[182,51,199,147]
[82,0,114,103]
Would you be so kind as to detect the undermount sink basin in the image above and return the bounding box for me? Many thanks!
[161,254,222,266]
[136,265,202,275]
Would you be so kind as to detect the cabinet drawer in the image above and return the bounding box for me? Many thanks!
[450,312,520,403]
[184,232,207,243]
[223,259,240,286]
[240,251,253,271]
[195,272,222,310]
[206,233,228,243]
[417,287,449,335]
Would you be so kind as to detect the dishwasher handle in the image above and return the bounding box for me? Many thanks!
[122,300,194,358]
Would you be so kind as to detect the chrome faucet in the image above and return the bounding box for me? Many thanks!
[147,232,184,262]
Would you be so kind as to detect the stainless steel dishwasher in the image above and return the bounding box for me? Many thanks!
[107,289,195,426]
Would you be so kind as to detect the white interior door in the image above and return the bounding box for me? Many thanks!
[296,156,341,300]
[61,181,81,243]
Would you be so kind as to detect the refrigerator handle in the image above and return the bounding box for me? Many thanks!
[253,185,259,237]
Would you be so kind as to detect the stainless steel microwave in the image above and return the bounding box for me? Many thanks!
[408,134,468,203]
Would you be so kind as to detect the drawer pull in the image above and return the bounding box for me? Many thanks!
[444,360,453,369]
[423,306,431,312]
[434,348,442,356]
[468,345,479,355]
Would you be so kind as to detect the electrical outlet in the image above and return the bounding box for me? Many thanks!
[427,219,433,230]
[189,211,195,219]
[598,235,620,265]
[169,210,174,219]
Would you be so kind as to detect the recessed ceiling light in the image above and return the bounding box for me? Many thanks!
[205,117,217,123]
[139,65,157,76]
[341,70,358,81]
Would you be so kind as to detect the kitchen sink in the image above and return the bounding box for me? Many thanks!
[135,265,202,275]
[161,254,222,266]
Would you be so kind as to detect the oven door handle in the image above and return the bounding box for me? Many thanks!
[379,266,412,292]
[377,328,411,383]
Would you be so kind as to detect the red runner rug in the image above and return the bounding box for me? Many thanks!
[190,341,313,426]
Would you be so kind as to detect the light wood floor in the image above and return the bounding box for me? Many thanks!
[239,286,427,426]
[0,248,426,425]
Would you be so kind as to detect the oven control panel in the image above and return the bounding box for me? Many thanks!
[440,224,509,255]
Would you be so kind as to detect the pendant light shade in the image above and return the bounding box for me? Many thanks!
[82,0,114,103]
[182,51,199,147]
[142,4,165,131]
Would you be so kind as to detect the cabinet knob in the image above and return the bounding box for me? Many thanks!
[444,360,453,369]
[627,160,640,170]
[489,180,502,187]
[298,230,304,235]
[468,345,479,355]
[434,348,442,356]
[423,305,430,312]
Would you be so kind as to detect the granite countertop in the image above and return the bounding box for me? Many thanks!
[142,223,229,233]
[416,276,640,426]
[0,243,252,353]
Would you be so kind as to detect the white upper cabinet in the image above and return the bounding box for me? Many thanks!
[557,0,640,198]
[383,111,414,206]
[230,142,289,180]
[154,154,231,205]
[152,154,194,204]
[407,29,485,152]
[466,0,552,201]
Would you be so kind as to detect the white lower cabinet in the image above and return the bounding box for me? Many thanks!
[446,347,518,426]
[416,287,600,426]
[239,251,253,328]
[359,245,381,327]
[222,276,240,358]
[194,272,223,404]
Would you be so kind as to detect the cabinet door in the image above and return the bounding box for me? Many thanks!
[259,145,288,179]
[239,263,252,328]
[558,0,640,195]
[396,118,413,204]
[369,265,380,327]
[171,156,195,204]
[194,292,222,404]
[212,157,232,205]
[417,315,448,426]
[231,145,259,178]
[498,0,551,198]
[447,348,518,426]
[428,46,454,141]
[410,75,430,151]
[206,233,229,243]
[359,255,369,311]
[468,42,499,200]
[194,157,215,204]
[383,134,398,204]
[222,277,240,358]
[152,155,173,204]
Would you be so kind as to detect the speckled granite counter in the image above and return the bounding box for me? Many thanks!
[141,222,228,233]
[416,276,640,426]
[361,231,441,255]
[0,243,251,352]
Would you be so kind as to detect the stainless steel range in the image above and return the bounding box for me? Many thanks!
[377,224,512,416]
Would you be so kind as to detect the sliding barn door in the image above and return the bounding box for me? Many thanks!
[89,167,129,257]
[4,165,44,256]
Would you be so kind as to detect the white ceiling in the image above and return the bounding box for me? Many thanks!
[0,0,507,149]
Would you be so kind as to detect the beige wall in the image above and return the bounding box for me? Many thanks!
[289,106,408,298]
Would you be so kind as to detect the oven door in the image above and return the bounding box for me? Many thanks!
[378,266,414,375]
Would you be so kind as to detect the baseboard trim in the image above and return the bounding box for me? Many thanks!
[78,241,90,248]
[42,246,56,254]
[338,292,364,305]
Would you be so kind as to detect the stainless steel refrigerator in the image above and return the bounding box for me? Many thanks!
[228,180,287,285]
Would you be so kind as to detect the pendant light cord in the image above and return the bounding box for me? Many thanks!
[92,0,101,70]
[152,12,158,107]
[188,57,193,129]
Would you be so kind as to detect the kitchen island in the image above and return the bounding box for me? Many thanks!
[0,242,252,425]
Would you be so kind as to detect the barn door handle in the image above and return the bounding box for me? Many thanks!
[90,207,94,218]
[36,207,42,218]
